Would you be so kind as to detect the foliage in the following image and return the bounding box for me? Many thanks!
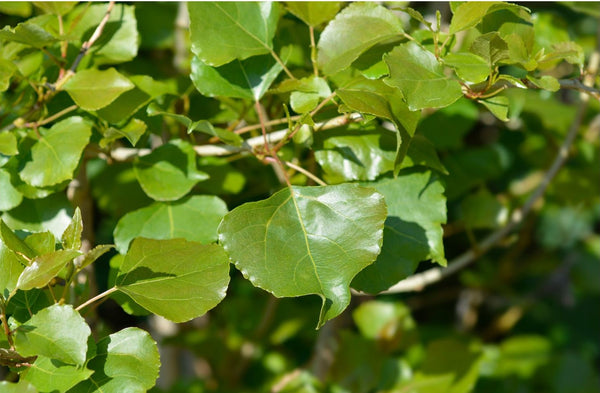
[0,1,599,392]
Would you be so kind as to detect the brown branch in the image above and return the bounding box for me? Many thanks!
[69,1,115,73]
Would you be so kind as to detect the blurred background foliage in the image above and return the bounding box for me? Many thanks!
[0,1,598,392]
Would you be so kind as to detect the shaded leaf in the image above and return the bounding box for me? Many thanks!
[384,42,463,110]
[0,19,57,48]
[0,58,17,92]
[24,356,93,392]
[275,76,332,113]
[218,184,387,328]
[19,116,92,187]
[68,327,159,393]
[0,381,37,393]
[96,75,176,125]
[115,238,230,323]
[400,134,448,174]
[353,300,417,345]
[0,240,25,297]
[460,188,508,229]
[133,139,209,201]
[113,195,228,254]
[33,2,77,16]
[449,1,530,34]
[0,168,22,211]
[470,32,510,67]
[0,219,35,259]
[2,193,73,239]
[313,122,396,183]
[479,95,510,121]
[14,304,91,365]
[147,103,242,146]
[100,118,147,148]
[16,249,81,291]
[24,231,55,256]
[61,207,82,251]
[353,171,447,294]
[189,2,279,67]
[0,2,32,17]
[190,54,283,100]
[317,2,403,75]
[64,68,135,111]
[286,2,340,27]
[66,3,138,64]
[526,75,560,92]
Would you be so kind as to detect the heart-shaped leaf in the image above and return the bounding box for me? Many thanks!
[19,116,92,187]
[188,2,279,67]
[14,304,91,365]
[64,68,135,111]
[218,184,387,328]
[113,195,228,253]
[317,2,404,75]
[286,2,340,27]
[133,139,208,201]
[115,238,230,323]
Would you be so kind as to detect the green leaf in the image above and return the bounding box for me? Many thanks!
[19,116,92,187]
[313,122,396,183]
[147,103,243,146]
[335,78,420,174]
[460,188,508,229]
[218,184,387,328]
[286,2,340,27]
[470,32,509,67]
[24,231,55,256]
[14,304,91,365]
[16,249,81,291]
[384,42,463,111]
[317,2,404,75]
[113,195,228,254]
[444,52,490,84]
[352,170,447,294]
[353,300,417,344]
[96,75,176,125]
[24,356,93,392]
[399,7,433,30]
[0,240,25,297]
[0,381,37,393]
[133,139,209,201]
[33,2,77,15]
[61,207,82,251]
[449,1,530,34]
[275,76,331,113]
[0,58,17,92]
[66,3,138,65]
[188,2,280,67]
[0,168,22,211]
[0,20,57,48]
[479,95,510,121]
[115,238,230,323]
[526,75,560,92]
[538,42,584,69]
[190,54,283,100]
[0,131,18,155]
[64,68,135,111]
[77,244,113,271]
[400,134,448,174]
[2,193,73,239]
[100,118,147,148]
[68,327,159,393]
[0,2,32,17]
[0,219,35,259]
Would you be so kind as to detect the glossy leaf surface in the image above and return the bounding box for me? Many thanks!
[286,2,340,27]
[317,2,403,75]
[113,195,228,254]
[189,2,279,66]
[16,249,81,291]
[14,304,91,365]
[24,356,93,392]
[115,238,230,322]
[218,184,387,327]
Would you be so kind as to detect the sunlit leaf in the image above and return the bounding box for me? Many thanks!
[64,68,135,111]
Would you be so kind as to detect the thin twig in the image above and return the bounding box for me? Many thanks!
[69,1,115,72]
[23,105,77,128]
[309,26,319,77]
[75,286,117,312]
[370,56,597,295]
[284,160,327,186]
